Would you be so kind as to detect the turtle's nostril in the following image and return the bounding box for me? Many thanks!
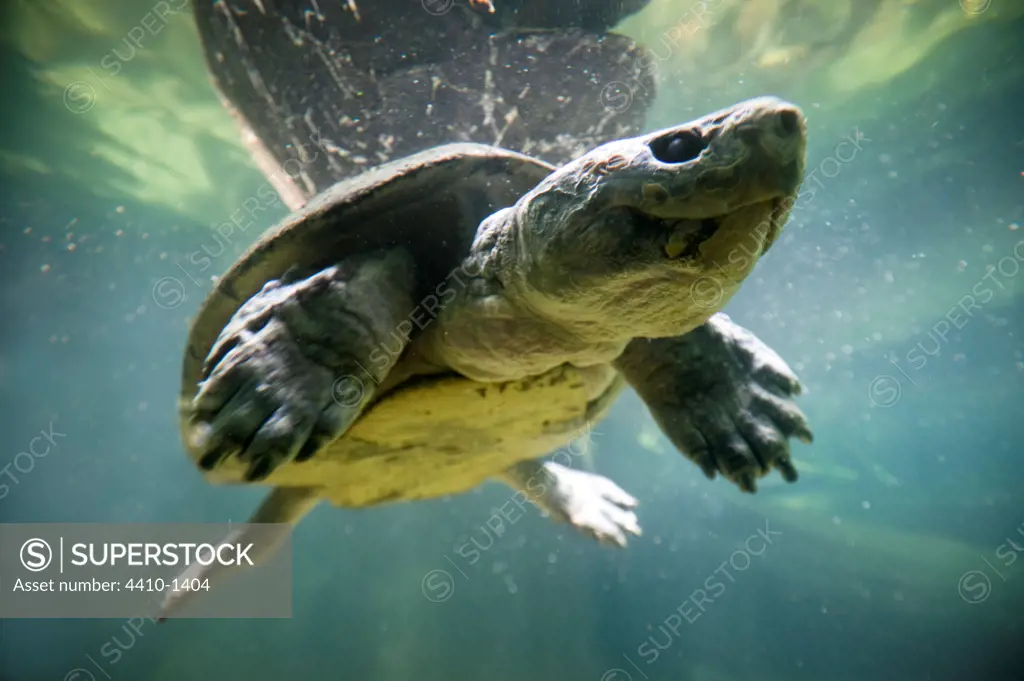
[778,109,800,137]
[650,130,706,164]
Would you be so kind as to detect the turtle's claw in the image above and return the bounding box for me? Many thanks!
[188,293,362,480]
[533,463,642,548]
[616,313,813,494]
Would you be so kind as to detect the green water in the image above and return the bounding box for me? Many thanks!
[1,1,1022,679]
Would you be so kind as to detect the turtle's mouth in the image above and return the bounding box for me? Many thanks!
[662,216,720,260]
[656,197,788,260]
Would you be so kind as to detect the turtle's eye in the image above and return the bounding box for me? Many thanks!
[650,130,706,164]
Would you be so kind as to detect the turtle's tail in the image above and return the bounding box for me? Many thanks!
[247,485,322,524]
[156,486,320,621]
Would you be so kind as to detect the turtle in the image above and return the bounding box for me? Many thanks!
[159,95,812,618]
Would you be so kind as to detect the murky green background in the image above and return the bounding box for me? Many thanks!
[1,1,1022,679]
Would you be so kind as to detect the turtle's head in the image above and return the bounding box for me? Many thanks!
[502,96,806,340]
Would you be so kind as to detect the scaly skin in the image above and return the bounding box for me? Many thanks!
[186,97,807,490]
[418,96,805,381]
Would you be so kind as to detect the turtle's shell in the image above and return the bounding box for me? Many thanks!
[181,144,624,507]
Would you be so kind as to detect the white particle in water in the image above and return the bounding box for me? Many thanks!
[861,501,871,510]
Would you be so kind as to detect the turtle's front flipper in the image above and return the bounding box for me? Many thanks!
[186,249,418,480]
[615,314,814,494]
[157,486,319,621]
[498,460,641,547]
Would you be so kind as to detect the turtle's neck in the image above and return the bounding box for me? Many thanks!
[411,205,627,383]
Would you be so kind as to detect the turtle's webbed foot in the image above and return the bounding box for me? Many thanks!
[189,273,365,480]
[617,314,813,494]
[542,464,641,547]
[188,253,415,481]
[503,461,641,547]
